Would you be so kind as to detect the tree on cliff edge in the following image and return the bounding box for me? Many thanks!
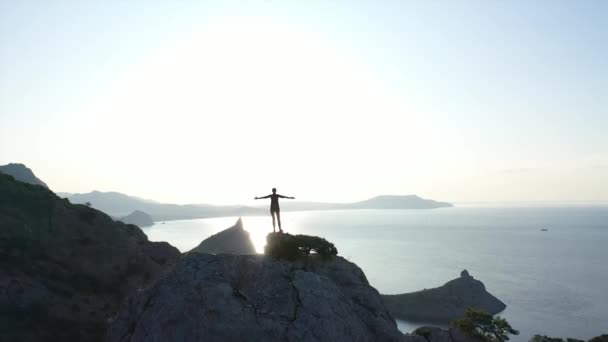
[451,307,519,342]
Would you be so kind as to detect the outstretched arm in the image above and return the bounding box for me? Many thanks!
[278,194,295,199]
[254,194,272,200]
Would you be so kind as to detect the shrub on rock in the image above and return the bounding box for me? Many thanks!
[264,232,338,260]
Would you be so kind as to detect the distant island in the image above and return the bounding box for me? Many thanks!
[279,195,453,211]
[382,270,506,322]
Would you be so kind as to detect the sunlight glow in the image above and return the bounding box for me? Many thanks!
[75,17,431,204]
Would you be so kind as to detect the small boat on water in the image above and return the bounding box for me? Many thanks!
[541,228,548,231]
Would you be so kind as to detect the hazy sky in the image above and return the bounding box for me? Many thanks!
[1,1,607,204]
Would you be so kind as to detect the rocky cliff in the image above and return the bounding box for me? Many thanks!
[0,173,180,341]
[107,253,409,342]
[189,217,256,254]
[382,270,506,323]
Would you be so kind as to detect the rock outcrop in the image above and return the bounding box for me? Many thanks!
[412,326,472,342]
[119,210,154,227]
[107,253,406,342]
[189,218,256,254]
[382,270,506,323]
[0,173,180,341]
[0,163,48,188]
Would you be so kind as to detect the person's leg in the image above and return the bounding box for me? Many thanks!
[277,210,283,233]
[271,210,276,232]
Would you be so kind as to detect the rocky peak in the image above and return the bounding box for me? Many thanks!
[107,251,406,341]
[189,217,256,254]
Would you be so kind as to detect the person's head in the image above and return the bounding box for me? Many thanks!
[272,188,277,193]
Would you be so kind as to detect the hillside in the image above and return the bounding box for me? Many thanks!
[0,173,180,341]
[0,163,48,188]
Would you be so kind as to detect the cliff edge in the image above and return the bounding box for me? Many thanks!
[107,252,407,342]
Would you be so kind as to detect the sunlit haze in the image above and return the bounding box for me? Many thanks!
[1,1,606,204]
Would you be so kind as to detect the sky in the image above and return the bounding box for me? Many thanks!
[1,1,607,205]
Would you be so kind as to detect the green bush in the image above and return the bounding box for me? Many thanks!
[264,232,338,261]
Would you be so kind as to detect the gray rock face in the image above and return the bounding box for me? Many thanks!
[382,270,506,322]
[412,327,473,342]
[107,253,406,342]
[119,210,154,227]
[189,218,256,254]
[0,163,48,188]
[0,173,180,341]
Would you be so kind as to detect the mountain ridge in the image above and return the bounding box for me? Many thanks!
[0,163,48,188]
[65,190,452,221]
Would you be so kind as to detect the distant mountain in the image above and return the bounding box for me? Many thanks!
[0,163,48,188]
[66,191,266,221]
[65,191,452,222]
[278,195,452,211]
[119,210,154,227]
[189,218,256,254]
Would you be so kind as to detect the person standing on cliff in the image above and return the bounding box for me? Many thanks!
[254,188,295,233]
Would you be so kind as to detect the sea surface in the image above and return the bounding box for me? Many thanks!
[142,207,608,341]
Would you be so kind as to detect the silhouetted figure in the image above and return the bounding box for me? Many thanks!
[255,188,295,233]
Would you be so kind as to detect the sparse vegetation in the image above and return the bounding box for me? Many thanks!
[264,232,338,261]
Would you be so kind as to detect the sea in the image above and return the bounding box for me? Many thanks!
[142,207,608,341]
